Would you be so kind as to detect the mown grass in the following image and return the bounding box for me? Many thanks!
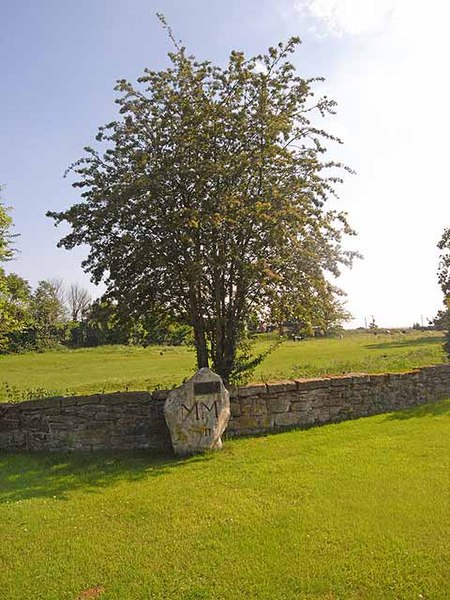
[1,399,449,599]
[0,331,446,402]
[252,331,447,381]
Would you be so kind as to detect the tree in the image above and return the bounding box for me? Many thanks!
[48,23,357,383]
[0,190,16,263]
[31,279,68,345]
[438,228,450,297]
[68,297,128,347]
[0,268,33,352]
[429,307,450,331]
[437,227,450,355]
[67,283,91,321]
[0,189,23,350]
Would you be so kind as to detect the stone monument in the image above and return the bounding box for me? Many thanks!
[163,368,230,456]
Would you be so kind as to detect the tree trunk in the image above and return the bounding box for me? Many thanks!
[212,316,238,384]
[193,318,209,369]
[189,283,209,369]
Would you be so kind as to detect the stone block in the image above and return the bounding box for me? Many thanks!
[15,397,62,410]
[352,375,371,384]
[92,411,115,421]
[75,395,104,406]
[266,381,297,393]
[164,368,230,456]
[12,430,27,447]
[230,401,241,417]
[305,390,329,403]
[295,378,330,390]
[231,414,274,434]
[330,376,355,387]
[0,418,19,432]
[239,397,267,416]
[368,374,388,384]
[46,417,78,431]
[60,396,78,407]
[0,431,16,449]
[19,414,50,433]
[237,383,267,398]
[289,400,310,413]
[83,419,114,432]
[251,400,268,416]
[25,431,49,450]
[152,390,169,401]
[274,412,301,428]
[267,396,291,414]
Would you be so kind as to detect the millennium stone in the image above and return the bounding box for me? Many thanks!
[163,368,230,456]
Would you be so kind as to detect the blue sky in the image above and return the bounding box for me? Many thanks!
[1,0,449,327]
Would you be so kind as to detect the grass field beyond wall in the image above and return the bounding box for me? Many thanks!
[0,331,446,402]
[1,399,449,599]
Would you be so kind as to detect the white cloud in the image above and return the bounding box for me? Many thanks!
[295,0,398,36]
[291,0,450,327]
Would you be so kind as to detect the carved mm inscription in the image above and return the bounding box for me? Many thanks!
[180,401,219,421]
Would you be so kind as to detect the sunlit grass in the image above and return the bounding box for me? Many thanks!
[1,399,449,599]
[0,330,446,402]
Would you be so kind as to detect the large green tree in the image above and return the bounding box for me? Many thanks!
[48,26,357,382]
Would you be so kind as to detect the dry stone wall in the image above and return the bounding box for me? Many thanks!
[1,364,450,453]
[0,391,171,453]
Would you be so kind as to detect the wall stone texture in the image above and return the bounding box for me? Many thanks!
[1,364,450,453]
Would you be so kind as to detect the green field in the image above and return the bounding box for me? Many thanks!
[0,330,446,402]
[1,399,449,599]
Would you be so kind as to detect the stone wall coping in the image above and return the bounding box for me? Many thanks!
[265,380,297,393]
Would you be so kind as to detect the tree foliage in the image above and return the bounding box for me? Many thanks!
[429,307,450,331]
[437,227,450,355]
[0,195,16,263]
[0,189,21,349]
[0,268,32,351]
[48,23,358,382]
[438,228,450,297]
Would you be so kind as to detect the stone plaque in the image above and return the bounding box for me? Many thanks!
[163,368,230,456]
[193,381,221,396]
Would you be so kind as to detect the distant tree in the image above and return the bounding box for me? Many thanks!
[31,279,68,346]
[0,191,23,351]
[437,227,450,355]
[438,228,450,296]
[48,22,358,383]
[0,268,33,352]
[67,283,91,321]
[48,277,66,308]
[429,308,450,331]
[69,297,193,348]
[5,271,31,303]
[368,316,378,330]
[0,189,17,263]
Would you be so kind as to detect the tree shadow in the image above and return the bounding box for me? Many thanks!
[384,399,450,421]
[365,336,445,350]
[0,449,214,504]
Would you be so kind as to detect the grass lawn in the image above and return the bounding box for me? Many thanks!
[1,399,449,599]
[0,330,446,402]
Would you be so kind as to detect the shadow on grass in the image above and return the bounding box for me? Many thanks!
[365,336,444,351]
[0,449,214,504]
[385,399,450,421]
